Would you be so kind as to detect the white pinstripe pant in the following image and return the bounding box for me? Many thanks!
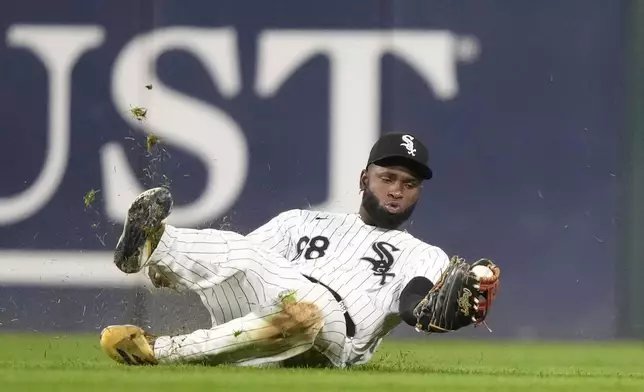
[144,225,349,368]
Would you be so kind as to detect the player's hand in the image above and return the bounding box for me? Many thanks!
[412,256,500,333]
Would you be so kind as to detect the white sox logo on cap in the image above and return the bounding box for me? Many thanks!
[400,134,416,156]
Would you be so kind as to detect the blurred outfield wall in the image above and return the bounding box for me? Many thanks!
[0,0,634,340]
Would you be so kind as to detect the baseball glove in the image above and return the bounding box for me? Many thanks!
[413,256,500,333]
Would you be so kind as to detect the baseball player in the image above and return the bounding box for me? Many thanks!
[100,133,500,368]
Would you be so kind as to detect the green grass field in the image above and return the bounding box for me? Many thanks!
[1,334,644,391]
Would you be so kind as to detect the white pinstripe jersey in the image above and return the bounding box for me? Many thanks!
[246,209,450,364]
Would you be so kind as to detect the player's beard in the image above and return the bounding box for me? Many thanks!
[360,187,416,230]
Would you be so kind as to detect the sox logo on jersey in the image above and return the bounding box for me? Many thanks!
[360,242,399,285]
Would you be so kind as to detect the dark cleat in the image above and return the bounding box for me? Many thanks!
[114,187,173,273]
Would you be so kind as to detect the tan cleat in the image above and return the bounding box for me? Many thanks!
[100,324,158,365]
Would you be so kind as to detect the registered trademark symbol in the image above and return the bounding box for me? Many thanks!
[456,35,481,63]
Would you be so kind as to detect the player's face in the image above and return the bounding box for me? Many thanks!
[360,164,422,229]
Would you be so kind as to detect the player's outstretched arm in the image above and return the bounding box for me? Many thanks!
[399,256,500,334]
[398,276,434,327]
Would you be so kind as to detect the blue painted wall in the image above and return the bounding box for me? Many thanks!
[0,0,625,339]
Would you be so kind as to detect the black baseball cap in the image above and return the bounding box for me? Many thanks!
[366,133,433,180]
